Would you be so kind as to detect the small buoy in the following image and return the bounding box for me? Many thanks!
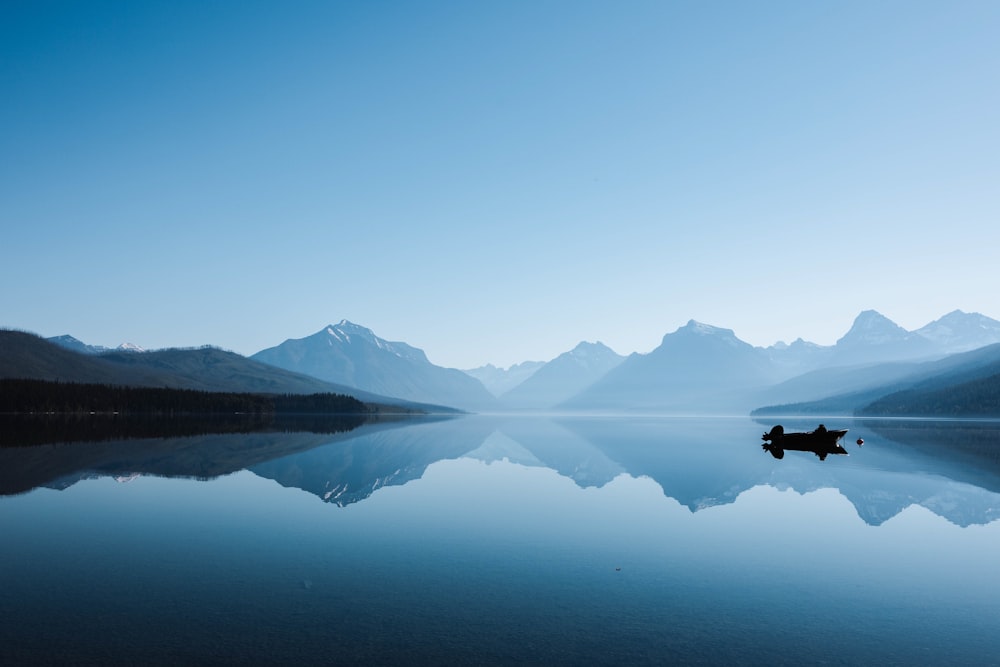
[856,438,864,446]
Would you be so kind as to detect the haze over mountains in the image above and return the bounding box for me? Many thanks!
[463,361,545,396]
[563,321,781,412]
[4,309,1000,415]
[496,342,625,409]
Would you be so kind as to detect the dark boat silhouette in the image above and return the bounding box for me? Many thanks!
[761,424,849,461]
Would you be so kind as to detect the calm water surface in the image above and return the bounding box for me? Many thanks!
[2,415,1000,665]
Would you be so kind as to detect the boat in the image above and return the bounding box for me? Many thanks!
[761,424,849,461]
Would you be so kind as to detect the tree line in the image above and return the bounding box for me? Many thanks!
[0,378,369,416]
[859,373,1000,417]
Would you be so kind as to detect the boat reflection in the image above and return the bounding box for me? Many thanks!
[4,415,1000,527]
[761,424,850,461]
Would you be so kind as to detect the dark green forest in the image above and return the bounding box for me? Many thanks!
[859,373,1000,417]
[0,412,372,447]
[0,378,368,416]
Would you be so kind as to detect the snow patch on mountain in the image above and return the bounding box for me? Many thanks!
[914,310,1000,353]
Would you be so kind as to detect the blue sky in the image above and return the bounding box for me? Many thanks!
[3,1,999,369]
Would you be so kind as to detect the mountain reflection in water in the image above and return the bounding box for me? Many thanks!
[4,414,1000,665]
[0,414,375,496]
[3,415,1000,526]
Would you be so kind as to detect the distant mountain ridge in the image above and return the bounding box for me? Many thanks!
[826,310,937,366]
[563,321,782,412]
[498,341,624,409]
[6,308,1000,415]
[752,343,1000,417]
[0,330,440,411]
[463,361,545,396]
[48,334,145,354]
[551,311,1000,414]
[251,320,496,412]
[914,310,1000,353]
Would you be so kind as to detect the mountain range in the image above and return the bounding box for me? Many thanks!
[47,335,145,355]
[0,329,443,412]
[4,308,1000,415]
[753,342,1000,417]
[468,310,1000,413]
[562,321,782,412]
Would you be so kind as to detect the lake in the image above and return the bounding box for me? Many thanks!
[3,414,1000,665]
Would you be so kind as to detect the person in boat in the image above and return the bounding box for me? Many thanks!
[815,424,826,434]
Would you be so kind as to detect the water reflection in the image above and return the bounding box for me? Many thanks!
[5,415,1000,665]
[760,423,851,460]
[249,416,495,506]
[4,415,1000,527]
[0,414,380,496]
[867,418,1000,471]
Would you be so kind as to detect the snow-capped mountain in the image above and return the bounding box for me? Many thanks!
[47,335,145,354]
[251,320,497,411]
[913,310,1000,354]
[498,341,625,409]
[47,334,111,354]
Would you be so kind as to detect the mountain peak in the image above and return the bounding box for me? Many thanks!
[561,341,624,369]
[836,310,908,346]
[855,309,892,323]
[498,340,625,407]
[326,319,375,338]
[686,319,718,332]
[316,320,428,363]
[569,341,616,356]
[47,334,112,355]
[926,309,998,329]
[681,320,737,336]
[915,310,1000,353]
[51,334,85,345]
[666,320,741,345]
[252,321,495,409]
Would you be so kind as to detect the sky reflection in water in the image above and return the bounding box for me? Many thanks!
[2,415,1000,665]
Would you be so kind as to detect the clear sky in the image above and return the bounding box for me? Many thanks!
[3,1,999,369]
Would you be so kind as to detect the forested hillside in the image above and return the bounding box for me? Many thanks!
[0,378,367,415]
[859,374,1000,417]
